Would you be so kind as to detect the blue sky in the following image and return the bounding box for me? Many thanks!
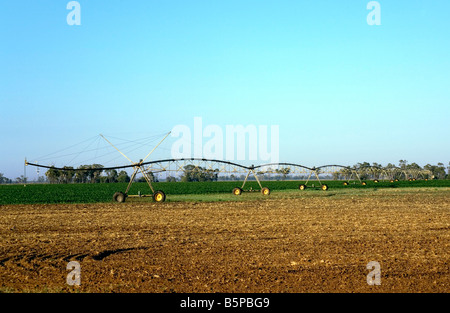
[1,0,449,180]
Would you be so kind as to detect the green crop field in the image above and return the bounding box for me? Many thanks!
[1,179,449,205]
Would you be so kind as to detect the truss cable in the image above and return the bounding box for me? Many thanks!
[66,135,103,167]
[31,135,100,163]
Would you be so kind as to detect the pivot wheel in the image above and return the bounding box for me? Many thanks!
[374,179,379,183]
[299,184,306,191]
[113,191,126,203]
[362,181,367,186]
[261,187,270,196]
[232,187,243,196]
[153,190,166,203]
[321,184,329,191]
[343,182,349,186]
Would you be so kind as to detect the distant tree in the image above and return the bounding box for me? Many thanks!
[181,165,197,182]
[166,176,177,182]
[333,168,352,180]
[355,162,371,169]
[437,163,446,179]
[117,170,130,183]
[136,171,158,183]
[89,164,104,183]
[424,163,446,180]
[45,167,60,184]
[0,173,12,184]
[406,162,421,170]
[181,165,219,182]
[105,169,118,183]
[72,164,104,183]
[74,165,90,183]
[372,162,382,168]
[354,162,371,180]
[399,160,408,169]
[276,167,291,180]
[60,166,75,183]
[15,175,27,184]
[384,163,400,180]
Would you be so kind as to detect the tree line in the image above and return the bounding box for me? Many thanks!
[328,160,448,180]
[355,160,448,180]
[44,164,219,184]
[43,165,132,184]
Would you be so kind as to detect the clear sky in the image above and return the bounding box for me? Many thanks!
[1,0,449,180]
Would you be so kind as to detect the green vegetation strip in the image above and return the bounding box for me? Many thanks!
[1,179,449,205]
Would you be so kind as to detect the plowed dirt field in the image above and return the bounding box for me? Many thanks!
[1,188,449,293]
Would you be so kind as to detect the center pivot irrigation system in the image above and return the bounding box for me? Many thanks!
[25,133,433,203]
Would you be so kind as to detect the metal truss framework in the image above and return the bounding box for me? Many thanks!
[24,130,434,202]
[25,157,433,203]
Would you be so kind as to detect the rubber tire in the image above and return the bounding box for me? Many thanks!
[261,187,270,196]
[113,192,126,203]
[232,187,243,196]
[153,190,166,203]
[299,184,306,191]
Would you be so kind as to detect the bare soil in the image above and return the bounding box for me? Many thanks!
[0,188,449,293]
